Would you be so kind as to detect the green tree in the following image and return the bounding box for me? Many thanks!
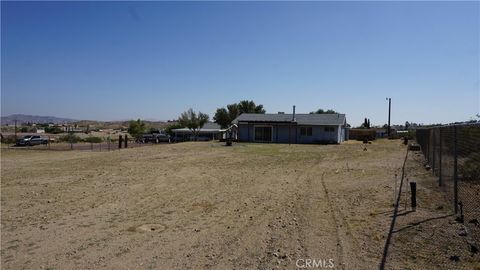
[238,100,265,114]
[213,108,231,129]
[128,119,146,139]
[214,100,265,128]
[164,123,184,137]
[360,118,371,129]
[310,108,339,114]
[227,103,240,120]
[178,109,209,140]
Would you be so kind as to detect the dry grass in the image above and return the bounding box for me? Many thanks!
[1,140,476,269]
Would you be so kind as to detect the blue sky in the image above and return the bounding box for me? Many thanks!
[1,1,479,126]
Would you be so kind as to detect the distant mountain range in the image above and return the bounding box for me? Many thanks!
[1,114,77,125]
[0,114,175,130]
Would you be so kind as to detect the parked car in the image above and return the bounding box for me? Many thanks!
[16,135,49,146]
[139,131,170,143]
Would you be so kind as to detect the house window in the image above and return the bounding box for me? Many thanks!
[300,127,312,136]
[324,127,335,132]
[254,126,272,142]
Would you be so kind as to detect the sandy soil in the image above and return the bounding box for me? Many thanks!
[385,150,480,270]
[1,140,477,269]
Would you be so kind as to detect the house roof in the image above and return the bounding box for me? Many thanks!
[172,122,221,133]
[234,113,346,126]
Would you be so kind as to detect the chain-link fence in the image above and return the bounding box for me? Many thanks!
[1,135,167,151]
[416,124,480,246]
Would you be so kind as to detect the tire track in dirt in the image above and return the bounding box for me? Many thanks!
[320,171,345,269]
[254,161,318,270]
[319,169,367,270]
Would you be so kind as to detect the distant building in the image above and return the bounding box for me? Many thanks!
[172,122,222,141]
[375,129,388,138]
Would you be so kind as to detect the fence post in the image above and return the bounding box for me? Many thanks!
[432,128,436,174]
[119,135,122,149]
[410,181,417,211]
[453,125,458,214]
[426,130,430,163]
[124,135,128,148]
[438,129,442,186]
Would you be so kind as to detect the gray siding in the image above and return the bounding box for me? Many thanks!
[238,123,250,142]
[275,125,293,143]
[297,126,339,144]
[238,123,344,144]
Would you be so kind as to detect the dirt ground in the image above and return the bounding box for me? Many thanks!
[1,140,478,269]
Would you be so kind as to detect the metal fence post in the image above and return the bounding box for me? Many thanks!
[119,135,122,149]
[438,129,442,186]
[453,125,458,214]
[410,181,417,211]
[432,128,436,174]
[426,130,429,163]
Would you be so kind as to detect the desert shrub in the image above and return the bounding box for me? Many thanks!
[44,126,63,134]
[460,152,480,182]
[84,136,102,143]
[59,134,82,143]
[1,135,17,144]
[128,119,147,139]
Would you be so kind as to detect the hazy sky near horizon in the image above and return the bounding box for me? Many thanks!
[1,1,479,126]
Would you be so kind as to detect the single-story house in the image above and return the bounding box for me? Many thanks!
[172,122,222,141]
[233,113,347,144]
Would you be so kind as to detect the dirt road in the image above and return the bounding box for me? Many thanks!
[1,141,415,269]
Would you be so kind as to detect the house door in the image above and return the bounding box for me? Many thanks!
[254,126,272,142]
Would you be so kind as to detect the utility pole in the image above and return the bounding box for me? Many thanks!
[386,98,391,137]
